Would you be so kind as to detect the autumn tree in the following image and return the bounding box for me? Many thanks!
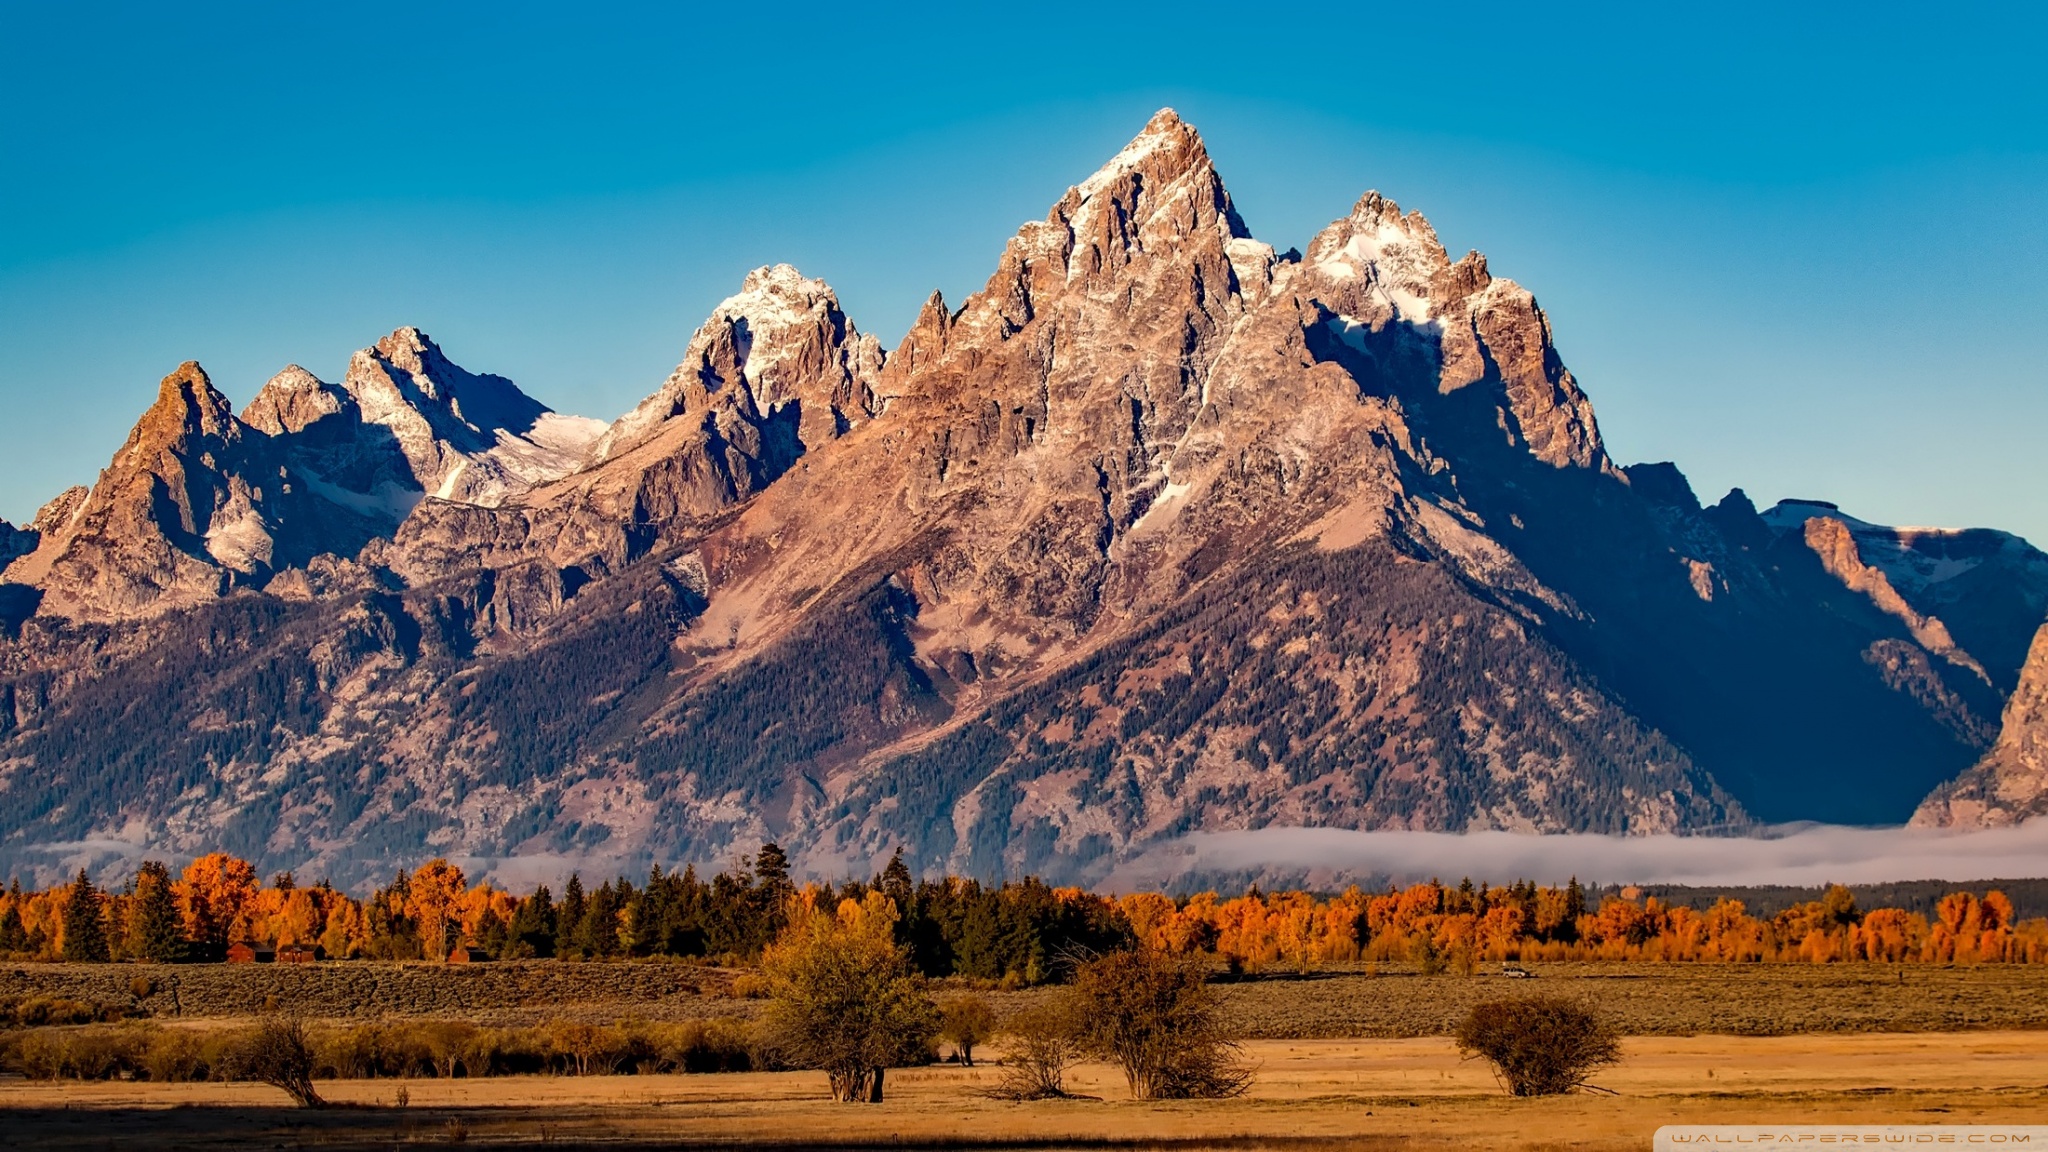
[408,859,468,961]
[1070,948,1251,1100]
[758,891,939,1102]
[126,861,185,962]
[61,870,110,962]
[939,994,996,1065]
[177,853,259,953]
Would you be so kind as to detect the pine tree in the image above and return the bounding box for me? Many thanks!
[578,880,621,958]
[0,879,29,956]
[755,843,792,896]
[880,849,914,914]
[127,860,186,963]
[509,884,556,958]
[556,874,586,959]
[61,870,111,963]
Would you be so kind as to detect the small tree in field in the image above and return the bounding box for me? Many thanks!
[758,891,939,1103]
[940,995,996,1066]
[1070,948,1251,1100]
[1455,996,1619,1096]
[230,1013,325,1108]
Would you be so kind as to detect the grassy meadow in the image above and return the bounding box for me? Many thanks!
[5,961,2048,1149]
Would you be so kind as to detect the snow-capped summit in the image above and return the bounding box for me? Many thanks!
[594,264,882,465]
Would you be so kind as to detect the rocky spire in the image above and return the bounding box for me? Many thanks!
[12,363,275,618]
[0,516,30,568]
[1301,192,1609,472]
[887,108,1269,497]
[1914,621,2048,826]
[242,364,352,437]
[595,265,882,466]
[330,328,605,507]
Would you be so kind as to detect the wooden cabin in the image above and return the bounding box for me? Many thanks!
[225,943,275,964]
[276,943,321,964]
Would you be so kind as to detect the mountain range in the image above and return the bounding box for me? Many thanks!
[3,110,2044,887]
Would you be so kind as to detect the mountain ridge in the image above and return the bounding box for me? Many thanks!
[0,109,2039,886]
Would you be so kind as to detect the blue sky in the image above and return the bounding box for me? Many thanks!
[3,3,2044,541]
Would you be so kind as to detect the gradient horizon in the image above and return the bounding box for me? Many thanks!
[2,3,2043,542]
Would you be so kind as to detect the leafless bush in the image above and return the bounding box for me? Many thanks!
[988,1002,1083,1100]
[1454,995,1619,1096]
[1070,949,1252,1100]
[229,1014,325,1107]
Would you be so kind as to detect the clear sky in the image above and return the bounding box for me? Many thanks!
[3,3,2043,542]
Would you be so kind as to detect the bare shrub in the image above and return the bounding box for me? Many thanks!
[939,995,996,1066]
[229,1014,325,1107]
[988,1002,1083,1100]
[1455,995,1619,1096]
[1070,949,1252,1100]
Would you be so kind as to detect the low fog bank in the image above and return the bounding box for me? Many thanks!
[1104,824,2048,893]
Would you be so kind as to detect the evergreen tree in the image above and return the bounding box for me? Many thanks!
[556,874,587,959]
[755,843,792,897]
[61,869,111,962]
[880,850,913,913]
[474,906,510,957]
[509,884,556,958]
[0,880,29,955]
[126,860,186,963]
[578,879,622,957]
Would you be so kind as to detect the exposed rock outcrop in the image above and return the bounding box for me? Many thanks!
[1914,622,2048,826]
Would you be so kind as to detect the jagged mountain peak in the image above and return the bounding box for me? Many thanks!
[26,486,89,536]
[370,326,454,383]
[593,264,880,465]
[1915,621,2048,827]
[335,327,602,506]
[133,361,240,449]
[242,364,350,437]
[0,516,30,568]
[1069,107,1228,208]
[1304,191,1450,325]
[1299,189,1608,472]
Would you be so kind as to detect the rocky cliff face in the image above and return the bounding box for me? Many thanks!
[1914,623,2048,826]
[0,110,2037,885]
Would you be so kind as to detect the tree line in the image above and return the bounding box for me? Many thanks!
[4,848,2045,969]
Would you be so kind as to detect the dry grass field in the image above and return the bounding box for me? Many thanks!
[6,963,2048,1149]
[3,1034,2045,1151]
